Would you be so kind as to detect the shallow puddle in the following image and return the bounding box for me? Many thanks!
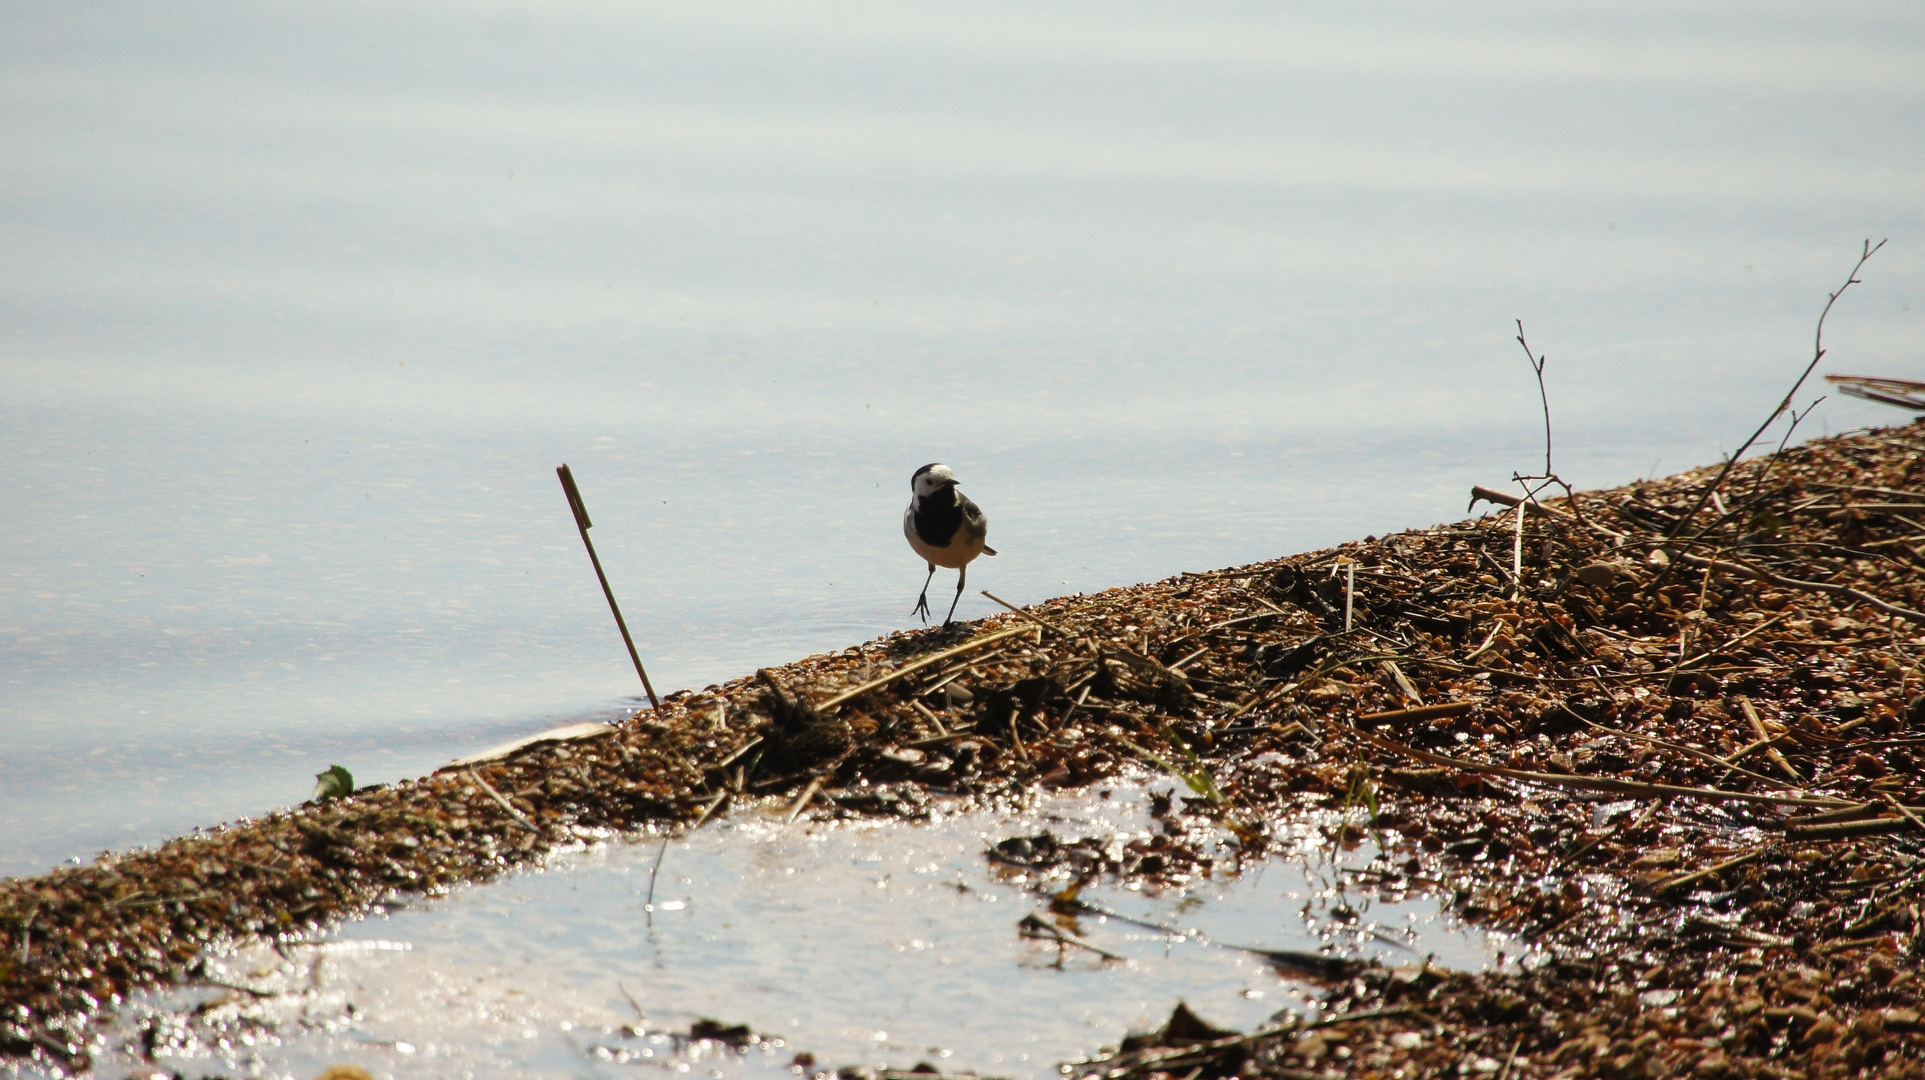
[88,785,1502,1079]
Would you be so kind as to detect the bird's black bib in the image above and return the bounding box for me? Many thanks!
[913,489,966,548]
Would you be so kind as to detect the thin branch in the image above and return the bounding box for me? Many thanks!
[1650,847,1766,895]
[813,625,1032,712]
[1516,320,1553,476]
[1668,239,1886,540]
[643,837,669,914]
[1335,723,1859,809]
[1736,396,1827,509]
[1510,497,1527,599]
[1675,548,1925,625]
[466,768,539,833]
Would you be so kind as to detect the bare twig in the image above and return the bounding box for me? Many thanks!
[1736,696,1803,783]
[466,769,539,833]
[1357,701,1475,725]
[1379,660,1424,703]
[814,625,1032,712]
[1510,500,1527,599]
[1017,914,1124,963]
[1344,562,1356,631]
[1676,549,1925,625]
[1671,611,1790,671]
[617,982,646,1020]
[981,591,1070,638]
[1471,483,1624,541]
[786,776,825,823]
[1559,798,1666,869]
[909,698,949,736]
[689,791,730,831]
[1651,847,1766,895]
[1517,320,1554,475]
[1560,705,1787,787]
[1786,816,1914,840]
[711,736,763,772]
[1881,792,1925,836]
[1501,322,1618,560]
[1464,622,1505,661]
[643,837,669,913]
[1336,723,1855,809]
[1668,239,1886,540]
[1739,397,1827,508]
[1496,1033,1527,1080]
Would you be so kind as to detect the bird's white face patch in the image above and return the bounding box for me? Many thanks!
[910,463,958,498]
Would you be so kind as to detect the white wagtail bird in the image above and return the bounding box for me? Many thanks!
[904,463,996,626]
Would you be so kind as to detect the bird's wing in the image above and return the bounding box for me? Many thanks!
[956,494,989,547]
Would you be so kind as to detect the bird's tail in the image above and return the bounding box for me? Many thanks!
[983,546,998,556]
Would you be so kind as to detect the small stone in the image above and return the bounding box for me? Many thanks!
[1631,850,1683,870]
[1692,1051,1731,1078]
[1801,1015,1842,1047]
[1576,564,1618,587]
[1390,1031,1424,1050]
[1847,753,1888,778]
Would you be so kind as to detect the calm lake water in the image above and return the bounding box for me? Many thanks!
[3,2,1922,878]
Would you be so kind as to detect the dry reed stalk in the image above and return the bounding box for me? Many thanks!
[466,769,539,833]
[813,626,1031,712]
[786,776,824,823]
[1737,695,1803,783]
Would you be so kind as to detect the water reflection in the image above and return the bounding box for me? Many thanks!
[89,785,1501,1080]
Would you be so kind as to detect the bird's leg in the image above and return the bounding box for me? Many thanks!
[913,563,936,622]
[943,564,967,626]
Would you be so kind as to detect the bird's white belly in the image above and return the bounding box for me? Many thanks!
[904,506,985,569]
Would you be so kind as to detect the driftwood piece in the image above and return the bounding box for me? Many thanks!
[1357,702,1476,725]
[440,722,618,771]
[1785,815,1914,840]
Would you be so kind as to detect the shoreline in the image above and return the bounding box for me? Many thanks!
[4,425,1924,1078]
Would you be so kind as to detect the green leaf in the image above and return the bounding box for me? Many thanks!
[313,764,355,802]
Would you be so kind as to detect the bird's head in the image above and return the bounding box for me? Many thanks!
[910,462,959,498]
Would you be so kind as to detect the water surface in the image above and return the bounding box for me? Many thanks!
[86,785,1500,1079]
[3,1,1922,875]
